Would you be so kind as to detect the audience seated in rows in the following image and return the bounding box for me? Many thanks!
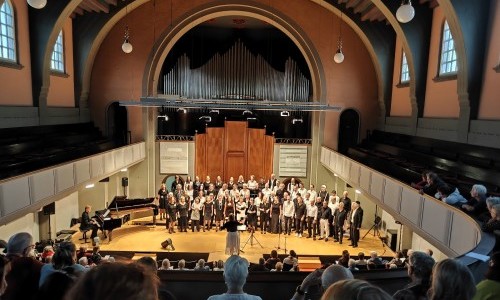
[481,204,500,233]
[436,184,468,208]
[65,262,159,300]
[264,250,280,270]
[271,262,283,272]
[283,250,299,271]
[3,232,43,300]
[348,259,359,272]
[367,251,384,269]
[473,251,500,300]
[39,241,87,287]
[428,258,476,300]
[419,172,445,197]
[249,258,269,272]
[176,259,188,271]
[291,264,354,300]
[481,197,500,223]
[194,259,210,271]
[393,251,435,300]
[137,257,177,300]
[322,279,393,300]
[207,255,262,300]
[355,252,368,266]
[159,259,173,270]
[462,184,488,216]
[411,172,428,190]
[213,260,224,271]
[386,251,405,269]
[337,250,350,268]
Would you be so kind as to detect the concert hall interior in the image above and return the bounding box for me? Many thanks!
[0,0,500,298]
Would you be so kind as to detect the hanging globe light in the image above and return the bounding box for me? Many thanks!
[27,0,47,9]
[396,0,415,23]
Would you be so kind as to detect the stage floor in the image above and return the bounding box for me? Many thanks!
[72,217,392,264]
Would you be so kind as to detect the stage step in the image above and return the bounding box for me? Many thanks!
[298,256,321,272]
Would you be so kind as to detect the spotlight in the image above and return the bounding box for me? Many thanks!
[161,238,175,250]
[157,115,168,121]
[209,109,219,114]
[280,111,290,117]
[177,108,187,113]
[85,183,95,189]
[292,118,303,124]
[247,117,257,121]
[242,110,253,115]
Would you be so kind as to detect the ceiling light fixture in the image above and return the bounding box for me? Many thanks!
[157,115,168,121]
[292,118,303,124]
[210,109,219,114]
[396,0,415,23]
[280,111,290,117]
[85,183,95,189]
[122,2,133,53]
[242,110,253,115]
[27,0,46,9]
[177,108,187,113]
[334,12,345,64]
[199,116,211,122]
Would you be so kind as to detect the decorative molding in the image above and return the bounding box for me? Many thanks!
[156,135,194,141]
[0,60,24,70]
[275,138,312,144]
[432,73,458,82]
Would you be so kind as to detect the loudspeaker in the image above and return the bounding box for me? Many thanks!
[122,177,128,187]
[161,238,175,250]
[43,203,55,215]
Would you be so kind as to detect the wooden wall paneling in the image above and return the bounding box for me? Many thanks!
[195,134,207,179]
[206,128,225,178]
[226,154,246,182]
[224,121,248,180]
[264,135,275,177]
[247,128,265,179]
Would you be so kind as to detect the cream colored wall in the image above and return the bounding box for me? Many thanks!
[88,0,378,148]
[47,18,75,107]
[478,0,500,120]
[423,6,459,118]
[390,37,411,117]
[411,232,448,262]
[54,191,79,233]
[0,0,33,106]
[0,212,39,243]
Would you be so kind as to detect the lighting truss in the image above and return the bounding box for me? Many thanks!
[119,97,342,112]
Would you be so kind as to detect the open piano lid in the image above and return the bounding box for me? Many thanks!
[107,196,155,211]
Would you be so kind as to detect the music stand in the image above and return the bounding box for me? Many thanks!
[241,228,263,251]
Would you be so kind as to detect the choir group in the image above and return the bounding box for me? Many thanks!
[156,174,364,247]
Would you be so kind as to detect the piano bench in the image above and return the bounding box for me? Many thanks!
[79,229,90,243]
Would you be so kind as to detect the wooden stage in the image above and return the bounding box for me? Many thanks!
[71,217,393,264]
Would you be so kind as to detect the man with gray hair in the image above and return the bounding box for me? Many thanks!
[3,232,43,300]
[291,264,354,299]
[393,251,435,300]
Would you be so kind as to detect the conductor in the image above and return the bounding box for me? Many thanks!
[80,205,99,240]
[221,214,241,255]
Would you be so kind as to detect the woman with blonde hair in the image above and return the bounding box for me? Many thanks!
[428,259,475,300]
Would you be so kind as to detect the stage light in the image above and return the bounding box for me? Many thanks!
[292,118,303,124]
[161,238,175,250]
[280,111,290,117]
[120,168,128,172]
[85,183,95,189]
[355,189,361,194]
[199,116,211,122]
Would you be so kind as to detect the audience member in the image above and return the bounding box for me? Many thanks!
[3,232,43,300]
[481,204,500,233]
[136,256,176,300]
[0,256,11,296]
[39,241,86,287]
[367,251,383,269]
[159,259,173,270]
[176,259,188,271]
[78,257,90,268]
[436,184,467,207]
[91,246,102,265]
[393,251,435,300]
[420,172,445,197]
[355,252,368,266]
[462,184,488,216]
[348,259,359,272]
[271,262,283,272]
[207,255,262,299]
[41,246,54,263]
[428,259,475,300]
[283,250,299,271]
[473,251,500,300]
[65,262,160,300]
[411,171,428,190]
[37,271,76,300]
[481,197,500,222]
[265,250,281,270]
[212,260,224,271]
[386,251,405,269]
[322,279,393,300]
[291,264,354,300]
[249,258,269,272]
[337,250,350,268]
[426,249,434,257]
[194,259,210,271]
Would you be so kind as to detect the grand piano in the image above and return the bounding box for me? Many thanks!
[95,196,156,241]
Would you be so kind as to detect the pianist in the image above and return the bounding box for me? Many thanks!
[80,205,98,240]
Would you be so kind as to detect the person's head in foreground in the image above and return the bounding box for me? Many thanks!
[321,279,393,300]
[428,258,475,300]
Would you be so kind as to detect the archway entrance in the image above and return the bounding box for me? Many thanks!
[338,109,360,155]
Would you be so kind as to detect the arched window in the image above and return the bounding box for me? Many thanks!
[400,51,410,83]
[51,30,65,72]
[0,0,17,62]
[439,20,457,76]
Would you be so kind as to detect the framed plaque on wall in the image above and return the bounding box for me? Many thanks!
[159,142,189,174]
